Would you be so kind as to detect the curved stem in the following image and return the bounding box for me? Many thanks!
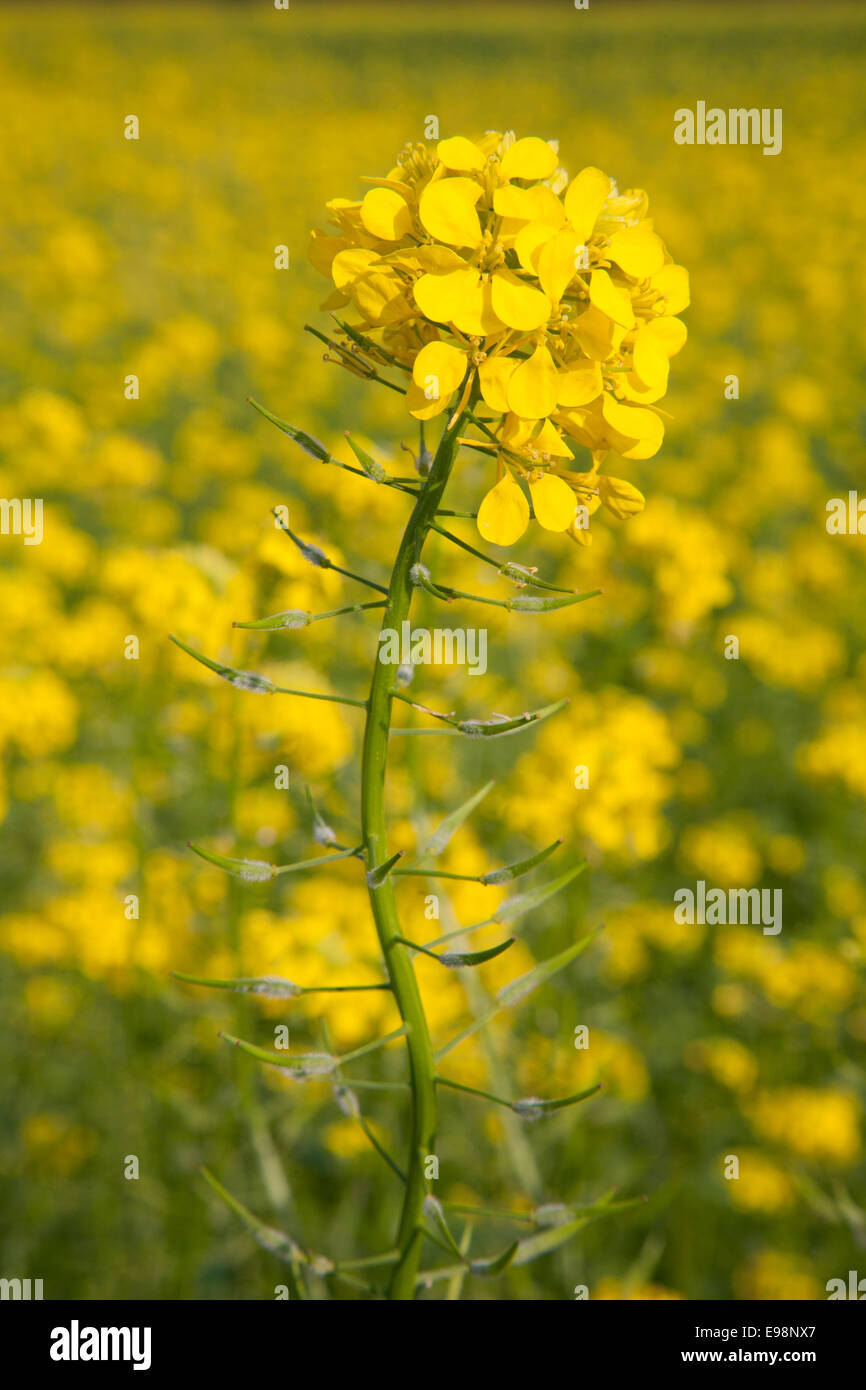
[360,413,466,1299]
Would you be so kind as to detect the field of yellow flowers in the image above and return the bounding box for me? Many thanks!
[1,2,865,1300]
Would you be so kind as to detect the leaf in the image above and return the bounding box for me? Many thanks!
[422,1196,464,1261]
[200,1167,306,1265]
[234,610,312,631]
[272,516,331,568]
[170,634,275,693]
[366,849,404,887]
[221,1032,338,1079]
[469,1240,520,1277]
[457,697,569,738]
[187,841,360,879]
[437,938,515,969]
[173,970,302,999]
[344,433,388,482]
[496,929,600,1010]
[493,861,587,924]
[248,397,331,461]
[422,780,495,857]
[187,843,276,881]
[512,1194,640,1266]
[511,1084,601,1118]
[499,590,600,613]
[434,932,598,1062]
[417,572,600,612]
[497,560,576,594]
[511,1215,590,1267]
[480,839,562,885]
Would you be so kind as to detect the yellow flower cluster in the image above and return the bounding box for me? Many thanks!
[723,1150,795,1213]
[714,927,857,1021]
[506,685,681,862]
[747,1087,860,1165]
[312,132,688,545]
[734,1251,819,1302]
[686,1036,759,1093]
[605,901,703,982]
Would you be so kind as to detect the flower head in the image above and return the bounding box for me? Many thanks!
[311,131,689,547]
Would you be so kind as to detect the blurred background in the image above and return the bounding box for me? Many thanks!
[1,1,865,1300]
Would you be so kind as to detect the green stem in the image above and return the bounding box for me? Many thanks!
[360,409,468,1300]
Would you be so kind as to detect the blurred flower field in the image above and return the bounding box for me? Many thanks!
[1,1,865,1299]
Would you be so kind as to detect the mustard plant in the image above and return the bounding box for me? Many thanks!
[172,131,688,1299]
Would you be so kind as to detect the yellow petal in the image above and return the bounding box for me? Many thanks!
[536,228,582,304]
[411,341,468,400]
[618,371,666,405]
[477,474,530,546]
[499,136,558,181]
[506,343,559,419]
[493,184,564,225]
[491,270,550,331]
[493,185,540,220]
[325,198,368,240]
[534,187,566,226]
[502,413,537,450]
[360,188,413,241]
[406,379,453,420]
[598,475,646,519]
[353,270,407,324]
[601,395,665,458]
[326,196,360,218]
[650,264,690,315]
[601,394,658,439]
[514,222,557,274]
[418,177,483,248]
[631,324,670,392]
[529,473,577,531]
[644,315,688,357]
[556,401,606,451]
[331,247,377,290]
[400,245,466,272]
[414,267,480,325]
[525,419,573,459]
[319,288,349,312]
[450,277,504,338]
[478,357,518,413]
[574,305,625,361]
[620,415,664,459]
[589,269,635,330]
[557,359,603,407]
[607,226,665,279]
[563,166,611,242]
[437,136,486,172]
[308,230,351,277]
[556,409,593,450]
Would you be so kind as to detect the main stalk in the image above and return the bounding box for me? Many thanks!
[359,412,465,1299]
